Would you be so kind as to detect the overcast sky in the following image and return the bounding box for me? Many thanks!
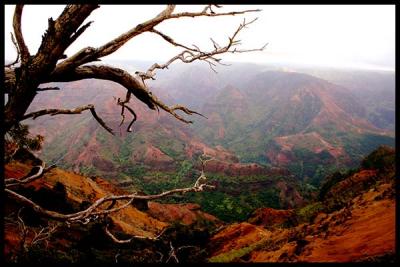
[4,5,395,71]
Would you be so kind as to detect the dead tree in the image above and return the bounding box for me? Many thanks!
[4,4,265,240]
[4,4,265,133]
[5,208,59,257]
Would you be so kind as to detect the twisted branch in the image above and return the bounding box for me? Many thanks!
[48,65,206,124]
[142,18,267,79]
[105,224,167,244]
[116,95,137,132]
[33,5,99,69]
[52,5,260,75]
[51,5,176,75]
[168,5,261,19]
[166,242,197,263]
[9,208,59,252]
[5,5,265,132]
[5,155,215,224]
[21,104,114,135]
[30,223,58,248]
[5,161,46,187]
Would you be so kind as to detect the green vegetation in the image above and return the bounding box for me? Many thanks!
[361,145,395,171]
[315,145,395,215]
[318,169,357,201]
[172,160,193,187]
[79,165,97,176]
[295,202,324,223]
[5,124,44,159]
[208,242,261,262]
[341,132,394,163]
[127,168,285,222]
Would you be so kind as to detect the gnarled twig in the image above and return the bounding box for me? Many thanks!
[105,224,167,244]
[21,104,114,135]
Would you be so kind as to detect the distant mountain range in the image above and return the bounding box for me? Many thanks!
[26,61,394,192]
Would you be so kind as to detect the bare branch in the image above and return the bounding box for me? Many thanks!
[166,242,197,263]
[156,251,164,263]
[167,6,261,19]
[142,18,266,81]
[32,5,99,71]
[29,223,58,247]
[105,224,167,244]
[48,65,157,110]
[150,28,197,52]
[52,5,177,74]
[21,104,114,135]
[17,208,28,252]
[96,5,176,58]
[5,165,57,188]
[52,5,261,75]
[13,5,30,64]
[166,242,179,263]
[68,20,94,46]
[89,106,115,135]
[170,105,208,119]
[48,65,204,124]
[115,249,121,263]
[200,153,214,168]
[117,96,137,132]
[4,5,264,131]
[149,95,206,124]
[5,158,215,223]
[5,161,46,187]
[10,209,59,252]
[4,5,265,133]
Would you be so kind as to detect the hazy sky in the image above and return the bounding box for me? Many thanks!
[4,5,395,71]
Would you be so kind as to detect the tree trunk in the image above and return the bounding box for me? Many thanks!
[4,67,39,133]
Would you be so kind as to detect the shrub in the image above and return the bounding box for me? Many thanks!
[296,202,324,223]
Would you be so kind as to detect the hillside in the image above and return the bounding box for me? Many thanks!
[4,149,221,263]
[27,64,394,188]
[192,70,394,184]
[25,78,309,222]
[207,146,395,262]
[297,67,395,131]
[23,63,394,222]
[5,146,395,263]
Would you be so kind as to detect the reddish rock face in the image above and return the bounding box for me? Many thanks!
[266,143,295,166]
[204,159,267,176]
[141,145,176,171]
[325,169,378,199]
[248,208,296,229]
[184,141,239,163]
[147,202,221,226]
[209,222,271,257]
[92,156,115,172]
[208,161,395,263]
[276,181,305,208]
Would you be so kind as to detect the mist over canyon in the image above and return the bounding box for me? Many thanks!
[23,61,394,221]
